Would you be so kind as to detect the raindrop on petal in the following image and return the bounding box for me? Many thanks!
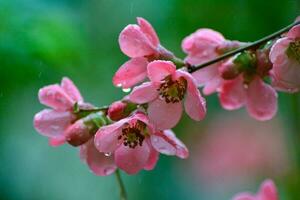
[122,88,131,93]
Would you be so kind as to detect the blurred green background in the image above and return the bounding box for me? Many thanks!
[0,0,299,199]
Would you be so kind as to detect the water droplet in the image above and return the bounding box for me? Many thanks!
[103,166,116,175]
[122,88,131,93]
[116,83,123,88]
[104,152,112,157]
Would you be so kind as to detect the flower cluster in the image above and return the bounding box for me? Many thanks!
[33,16,299,199]
[183,19,300,120]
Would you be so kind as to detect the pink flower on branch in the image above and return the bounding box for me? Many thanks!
[269,24,300,92]
[232,179,278,200]
[94,112,188,174]
[182,28,244,95]
[114,17,174,90]
[220,75,277,121]
[34,77,85,146]
[128,60,206,130]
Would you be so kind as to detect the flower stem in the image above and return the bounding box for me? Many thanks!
[115,169,127,200]
[188,20,300,73]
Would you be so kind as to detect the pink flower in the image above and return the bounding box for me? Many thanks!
[219,75,277,121]
[114,17,168,89]
[182,29,233,95]
[128,60,206,129]
[34,77,85,146]
[269,24,300,93]
[80,138,117,176]
[232,179,278,200]
[94,112,188,174]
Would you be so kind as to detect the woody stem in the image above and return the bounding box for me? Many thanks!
[115,169,128,200]
[186,20,300,73]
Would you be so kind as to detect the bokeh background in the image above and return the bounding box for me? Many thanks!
[0,0,299,199]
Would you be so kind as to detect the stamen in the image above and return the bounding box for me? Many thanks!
[287,40,300,63]
[157,75,187,103]
[118,120,146,148]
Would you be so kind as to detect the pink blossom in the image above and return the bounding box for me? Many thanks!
[219,75,277,121]
[232,179,278,200]
[34,77,85,146]
[182,29,232,95]
[114,17,167,89]
[80,138,117,176]
[128,60,206,129]
[269,24,300,93]
[94,112,188,174]
[108,101,129,121]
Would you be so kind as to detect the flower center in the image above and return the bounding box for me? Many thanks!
[118,120,146,148]
[287,40,300,64]
[158,75,187,103]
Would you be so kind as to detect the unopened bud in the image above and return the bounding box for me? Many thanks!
[219,59,240,80]
[65,112,107,146]
[108,101,137,121]
[64,119,93,146]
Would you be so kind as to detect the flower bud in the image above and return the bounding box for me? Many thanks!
[219,59,240,80]
[64,119,93,146]
[108,101,138,121]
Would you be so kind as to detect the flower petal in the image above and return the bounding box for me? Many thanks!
[191,65,220,86]
[144,142,159,170]
[147,60,176,82]
[176,70,206,121]
[38,84,75,110]
[94,119,128,153]
[113,57,148,89]
[80,139,117,176]
[137,17,159,47]
[148,98,182,130]
[119,24,156,57]
[246,78,278,121]
[34,109,72,139]
[151,130,189,159]
[61,77,83,102]
[114,142,151,174]
[202,76,223,95]
[269,38,291,64]
[219,76,246,110]
[258,179,278,200]
[129,82,158,104]
[287,24,300,39]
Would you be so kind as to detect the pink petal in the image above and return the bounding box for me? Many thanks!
[129,82,158,104]
[148,98,183,130]
[144,142,159,170]
[147,60,176,82]
[64,119,92,146]
[34,109,73,139]
[219,76,246,110]
[176,70,206,121]
[232,193,255,200]
[38,84,75,110]
[258,179,278,200]
[94,119,128,153]
[114,142,151,174]
[48,137,65,147]
[119,24,156,57]
[137,17,159,47]
[203,76,223,95]
[150,130,189,159]
[61,77,83,102]
[191,65,220,86]
[80,139,117,176]
[287,24,300,39]
[271,72,299,93]
[246,78,278,121]
[269,38,290,64]
[113,57,148,89]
